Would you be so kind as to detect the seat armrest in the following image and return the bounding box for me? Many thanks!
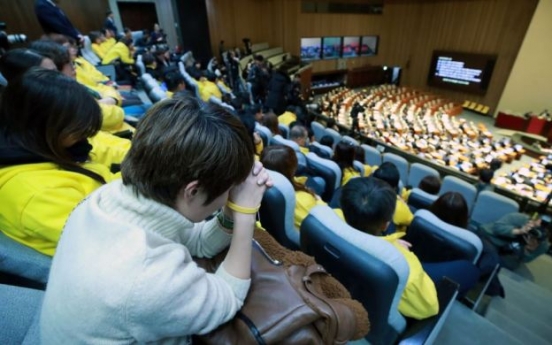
[398,277,459,345]
[96,64,117,81]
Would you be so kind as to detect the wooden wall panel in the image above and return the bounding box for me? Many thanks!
[206,0,539,112]
[1,0,109,42]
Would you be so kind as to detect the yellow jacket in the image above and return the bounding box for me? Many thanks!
[278,111,297,126]
[342,167,360,186]
[75,57,109,84]
[89,131,131,169]
[0,162,117,256]
[383,233,439,319]
[102,42,134,65]
[198,79,222,102]
[393,197,414,233]
[295,190,326,229]
[98,103,134,134]
[95,38,116,59]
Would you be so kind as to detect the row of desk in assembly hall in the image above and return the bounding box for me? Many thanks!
[309,110,548,212]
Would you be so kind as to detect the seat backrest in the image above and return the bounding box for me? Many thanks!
[407,188,439,212]
[149,87,167,103]
[324,128,342,146]
[471,191,519,226]
[135,54,146,76]
[81,35,100,65]
[311,121,326,142]
[0,231,51,289]
[342,135,359,146]
[259,170,299,250]
[255,123,272,147]
[270,134,300,151]
[300,206,408,344]
[440,176,477,213]
[309,142,333,159]
[140,73,158,92]
[306,152,342,202]
[209,95,234,111]
[406,209,483,264]
[361,144,382,167]
[0,283,43,345]
[407,162,439,189]
[383,152,409,186]
[353,160,365,176]
[278,123,290,139]
[131,30,144,43]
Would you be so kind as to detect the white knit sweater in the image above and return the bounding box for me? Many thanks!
[40,180,250,344]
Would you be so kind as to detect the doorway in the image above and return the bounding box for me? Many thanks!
[118,2,158,32]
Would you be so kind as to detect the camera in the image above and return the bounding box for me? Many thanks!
[0,22,27,53]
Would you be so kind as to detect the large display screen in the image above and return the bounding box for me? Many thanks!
[427,50,497,94]
[322,37,342,59]
[342,36,360,58]
[300,38,322,61]
[360,36,378,56]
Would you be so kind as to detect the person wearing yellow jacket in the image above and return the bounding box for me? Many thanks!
[102,38,135,65]
[340,177,480,318]
[373,162,414,233]
[196,72,222,102]
[0,69,119,256]
[260,145,342,230]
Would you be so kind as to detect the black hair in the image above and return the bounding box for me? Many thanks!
[479,168,494,183]
[29,40,70,71]
[0,68,104,183]
[0,49,46,82]
[418,175,441,195]
[372,162,400,192]
[320,135,334,148]
[164,71,184,92]
[340,177,397,235]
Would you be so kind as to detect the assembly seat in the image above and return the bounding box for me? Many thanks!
[439,176,477,213]
[305,153,342,202]
[470,191,519,227]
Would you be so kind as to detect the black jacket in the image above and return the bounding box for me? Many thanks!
[265,70,290,115]
[35,0,80,40]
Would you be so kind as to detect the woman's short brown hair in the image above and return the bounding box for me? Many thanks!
[121,97,255,207]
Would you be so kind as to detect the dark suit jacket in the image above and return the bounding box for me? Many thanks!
[35,0,80,40]
[104,17,118,36]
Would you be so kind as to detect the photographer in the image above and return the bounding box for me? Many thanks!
[478,213,551,269]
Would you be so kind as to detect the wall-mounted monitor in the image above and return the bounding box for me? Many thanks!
[427,50,497,95]
[342,36,360,58]
[360,36,378,56]
[300,37,322,61]
[322,37,342,59]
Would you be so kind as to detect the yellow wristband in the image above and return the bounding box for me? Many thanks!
[226,200,260,214]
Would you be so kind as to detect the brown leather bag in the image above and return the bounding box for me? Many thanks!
[193,239,361,345]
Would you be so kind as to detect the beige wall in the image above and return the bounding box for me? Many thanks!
[496,0,552,116]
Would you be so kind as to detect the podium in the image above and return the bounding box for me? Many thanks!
[494,112,527,131]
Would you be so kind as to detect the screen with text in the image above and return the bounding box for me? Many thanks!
[427,51,497,94]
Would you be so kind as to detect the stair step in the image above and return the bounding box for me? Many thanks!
[506,255,552,293]
[498,272,552,320]
[485,306,550,345]
[433,302,522,345]
[486,297,552,341]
